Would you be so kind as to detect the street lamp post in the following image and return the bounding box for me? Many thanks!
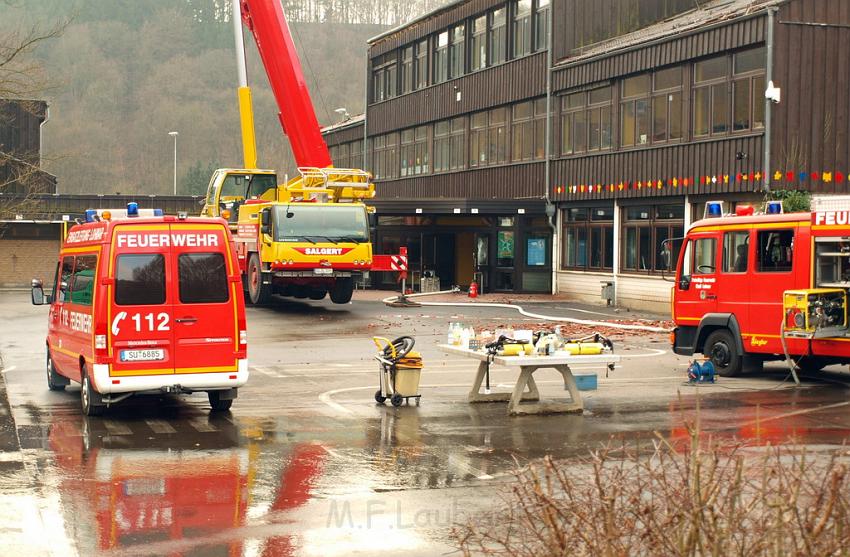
[168,131,179,195]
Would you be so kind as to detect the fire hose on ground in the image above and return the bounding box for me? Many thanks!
[381,288,670,334]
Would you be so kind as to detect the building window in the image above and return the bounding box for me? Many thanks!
[561,86,612,155]
[372,133,399,179]
[371,53,397,103]
[561,207,614,270]
[471,15,487,71]
[434,31,449,84]
[652,67,683,143]
[433,117,465,173]
[534,0,550,51]
[621,204,684,274]
[349,139,363,169]
[470,107,507,168]
[512,98,547,162]
[449,24,465,79]
[733,47,766,131]
[401,126,429,177]
[330,143,349,168]
[513,0,532,58]
[620,74,651,147]
[489,6,507,66]
[401,46,414,94]
[693,55,729,137]
[415,39,428,89]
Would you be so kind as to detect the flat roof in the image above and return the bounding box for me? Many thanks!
[321,113,365,134]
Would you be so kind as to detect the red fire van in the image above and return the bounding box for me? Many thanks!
[672,203,850,376]
[31,205,249,415]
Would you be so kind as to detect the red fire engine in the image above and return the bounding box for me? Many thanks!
[672,201,850,376]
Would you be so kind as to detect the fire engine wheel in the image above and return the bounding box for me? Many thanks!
[46,350,65,391]
[247,253,273,306]
[374,390,387,404]
[329,277,354,304]
[390,393,404,407]
[208,390,233,412]
[705,330,743,377]
[80,365,105,417]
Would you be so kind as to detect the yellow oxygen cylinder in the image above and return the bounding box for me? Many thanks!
[563,343,605,355]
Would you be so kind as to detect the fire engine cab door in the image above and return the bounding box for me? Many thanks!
[169,224,238,375]
[676,233,719,323]
[715,230,751,331]
[109,225,175,376]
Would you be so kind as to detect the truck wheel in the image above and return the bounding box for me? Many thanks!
[247,253,273,306]
[46,349,67,391]
[208,390,233,412]
[704,330,743,377]
[80,365,105,417]
[329,277,354,304]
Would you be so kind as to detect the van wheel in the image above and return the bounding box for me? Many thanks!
[208,390,233,412]
[46,350,67,391]
[247,253,272,306]
[705,330,743,377]
[329,277,354,304]
[81,365,105,417]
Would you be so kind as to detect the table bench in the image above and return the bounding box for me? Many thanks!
[440,345,620,416]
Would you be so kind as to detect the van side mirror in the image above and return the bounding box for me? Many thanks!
[368,212,377,228]
[31,278,46,305]
[260,208,271,236]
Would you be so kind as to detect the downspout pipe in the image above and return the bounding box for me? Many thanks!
[544,4,556,295]
[763,7,777,192]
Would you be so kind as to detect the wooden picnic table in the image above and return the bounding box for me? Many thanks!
[440,344,620,415]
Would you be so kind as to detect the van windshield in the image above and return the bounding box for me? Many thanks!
[273,205,370,243]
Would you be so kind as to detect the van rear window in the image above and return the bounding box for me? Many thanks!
[178,253,229,304]
[115,254,166,305]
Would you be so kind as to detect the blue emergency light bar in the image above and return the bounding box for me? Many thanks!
[766,200,784,215]
[704,201,725,219]
[127,202,139,217]
[84,209,98,223]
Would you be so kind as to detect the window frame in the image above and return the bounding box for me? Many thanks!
[561,206,614,271]
[489,6,507,66]
[560,86,613,156]
[620,204,685,275]
[512,0,532,58]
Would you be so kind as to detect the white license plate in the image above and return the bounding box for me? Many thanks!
[120,349,165,362]
[313,268,333,275]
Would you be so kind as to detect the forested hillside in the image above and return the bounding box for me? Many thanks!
[0,0,448,195]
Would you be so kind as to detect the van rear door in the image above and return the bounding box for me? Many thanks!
[109,224,174,376]
[169,223,239,374]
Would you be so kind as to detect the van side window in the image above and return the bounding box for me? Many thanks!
[178,253,229,304]
[692,237,717,275]
[722,231,749,273]
[68,255,97,306]
[58,256,74,303]
[115,254,166,306]
[757,229,794,272]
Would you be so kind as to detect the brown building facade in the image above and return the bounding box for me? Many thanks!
[325,0,850,309]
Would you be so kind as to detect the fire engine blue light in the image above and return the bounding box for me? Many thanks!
[767,201,783,215]
[707,202,723,217]
[84,209,97,223]
[127,202,139,217]
[153,209,163,216]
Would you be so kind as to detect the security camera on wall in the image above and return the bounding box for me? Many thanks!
[765,80,781,104]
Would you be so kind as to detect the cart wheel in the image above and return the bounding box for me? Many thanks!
[374,390,386,404]
[390,394,403,407]
[415,398,420,406]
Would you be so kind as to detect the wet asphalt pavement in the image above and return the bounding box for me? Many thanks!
[3,290,850,556]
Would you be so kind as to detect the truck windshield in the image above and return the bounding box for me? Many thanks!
[274,205,370,243]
